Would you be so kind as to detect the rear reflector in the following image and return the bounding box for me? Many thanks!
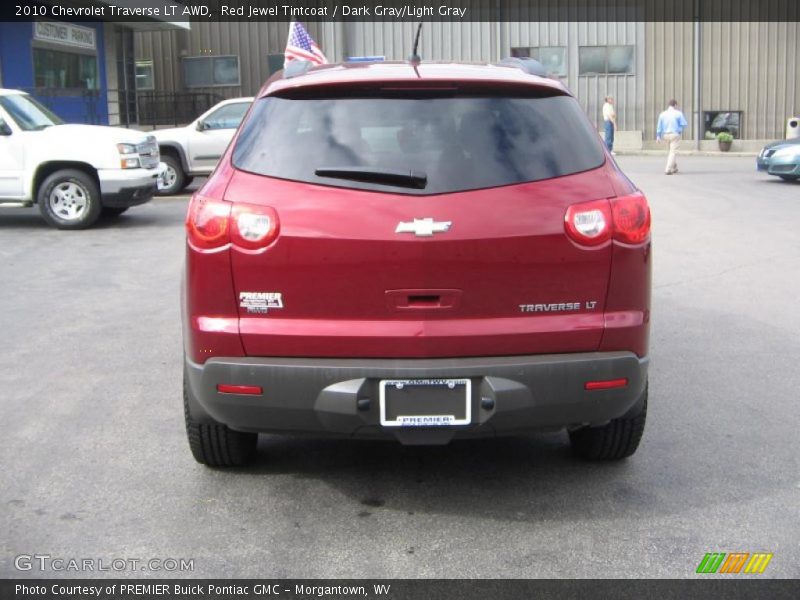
[216,384,263,395]
[584,378,628,391]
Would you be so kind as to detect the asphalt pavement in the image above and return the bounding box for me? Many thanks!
[1,157,798,579]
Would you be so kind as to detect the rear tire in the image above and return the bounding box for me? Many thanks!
[183,369,257,467]
[158,154,187,196]
[569,385,647,460]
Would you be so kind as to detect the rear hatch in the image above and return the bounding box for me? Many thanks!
[225,86,615,358]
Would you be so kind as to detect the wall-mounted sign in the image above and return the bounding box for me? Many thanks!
[33,21,96,51]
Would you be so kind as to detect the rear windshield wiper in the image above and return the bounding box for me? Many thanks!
[315,167,427,189]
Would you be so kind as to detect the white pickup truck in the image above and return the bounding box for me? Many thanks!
[0,88,164,229]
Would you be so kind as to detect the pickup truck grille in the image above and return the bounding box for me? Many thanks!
[137,136,160,169]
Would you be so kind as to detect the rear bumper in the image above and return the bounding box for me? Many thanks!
[185,352,649,445]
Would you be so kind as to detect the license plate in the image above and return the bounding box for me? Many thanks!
[379,379,471,427]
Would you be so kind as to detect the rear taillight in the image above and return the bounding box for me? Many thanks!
[564,193,650,246]
[186,195,279,251]
[231,203,280,250]
[186,195,231,250]
[610,193,651,244]
[564,199,612,246]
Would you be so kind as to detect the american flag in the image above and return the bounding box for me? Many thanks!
[284,21,328,68]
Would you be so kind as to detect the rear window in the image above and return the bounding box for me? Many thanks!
[232,92,605,194]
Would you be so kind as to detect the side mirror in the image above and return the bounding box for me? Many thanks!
[0,120,11,136]
[195,120,206,131]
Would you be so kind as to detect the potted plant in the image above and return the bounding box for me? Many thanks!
[717,131,734,152]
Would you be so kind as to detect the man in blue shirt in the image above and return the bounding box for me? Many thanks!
[656,99,689,175]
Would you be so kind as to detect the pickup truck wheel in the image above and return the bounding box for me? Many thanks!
[38,169,101,230]
[569,385,647,460]
[101,207,128,217]
[184,369,257,467]
[158,155,186,196]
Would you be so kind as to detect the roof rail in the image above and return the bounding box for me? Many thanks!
[498,57,549,77]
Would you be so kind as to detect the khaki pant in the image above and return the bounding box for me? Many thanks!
[664,133,681,173]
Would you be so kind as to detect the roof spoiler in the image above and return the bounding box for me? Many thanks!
[498,57,549,77]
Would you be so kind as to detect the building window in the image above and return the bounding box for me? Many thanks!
[607,46,635,74]
[267,54,285,77]
[510,46,567,76]
[33,48,98,89]
[182,56,240,88]
[135,61,154,90]
[579,46,634,75]
[704,111,742,139]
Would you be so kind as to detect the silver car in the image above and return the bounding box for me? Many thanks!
[757,139,800,182]
[153,97,253,195]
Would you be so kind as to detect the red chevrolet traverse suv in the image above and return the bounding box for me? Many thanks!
[182,59,651,467]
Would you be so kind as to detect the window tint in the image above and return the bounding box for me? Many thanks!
[233,94,605,194]
[511,47,533,58]
[579,46,635,75]
[203,102,250,129]
[33,48,98,89]
[608,46,635,74]
[510,47,567,77]
[135,61,154,90]
[0,94,63,131]
[213,57,240,86]
[539,47,567,77]
[183,56,241,87]
[578,47,607,75]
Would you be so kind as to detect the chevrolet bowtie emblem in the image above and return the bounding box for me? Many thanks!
[395,218,452,237]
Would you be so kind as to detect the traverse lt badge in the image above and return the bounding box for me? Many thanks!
[395,218,452,237]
